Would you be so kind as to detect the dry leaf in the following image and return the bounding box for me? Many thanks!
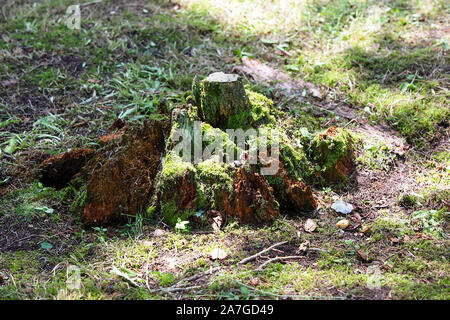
[297,240,310,252]
[209,247,228,260]
[303,219,317,233]
[87,78,100,83]
[357,250,369,262]
[208,210,223,233]
[153,229,164,237]
[390,237,399,244]
[336,219,350,229]
[1,79,18,87]
[248,278,261,286]
[360,225,372,234]
[347,213,362,231]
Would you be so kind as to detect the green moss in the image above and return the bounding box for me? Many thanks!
[226,109,252,130]
[196,156,232,187]
[201,122,240,159]
[369,215,414,242]
[196,155,234,210]
[159,152,196,183]
[258,126,313,180]
[162,200,194,227]
[0,182,63,220]
[398,193,418,208]
[146,205,156,219]
[355,138,396,171]
[193,75,251,129]
[308,127,353,181]
[69,186,87,215]
[246,89,276,126]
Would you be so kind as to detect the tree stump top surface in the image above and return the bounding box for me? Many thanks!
[205,72,239,83]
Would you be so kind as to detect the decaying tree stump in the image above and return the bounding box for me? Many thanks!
[39,72,354,227]
[193,72,252,129]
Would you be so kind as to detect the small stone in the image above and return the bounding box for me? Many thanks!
[336,219,350,229]
[331,200,354,214]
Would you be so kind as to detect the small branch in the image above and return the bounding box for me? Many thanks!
[257,255,306,270]
[161,285,202,293]
[238,241,287,265]
[228,278,345,300]
[174,266,221,286]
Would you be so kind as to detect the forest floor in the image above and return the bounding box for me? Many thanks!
[0,0,449,299]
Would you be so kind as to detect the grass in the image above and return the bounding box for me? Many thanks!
[0,0,448,300]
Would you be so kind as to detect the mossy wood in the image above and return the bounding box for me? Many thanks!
[193,72,252,129]
[41,72,355,227]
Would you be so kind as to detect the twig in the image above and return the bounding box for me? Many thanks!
[228,278,346,300]
[161,285,202,293]
[257,255,306,270]
[158,266,222,293]
[4,235,38,249]
[383,248,405,264]
[238,241,287,265]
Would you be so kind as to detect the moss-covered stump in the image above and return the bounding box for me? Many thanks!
[153,151,279,226]
[307,126,354,183]
[82,120,169,225]
[40,72,355,228]
[267,163,317,212]
[192,72,252,129]
[231,168,279,224]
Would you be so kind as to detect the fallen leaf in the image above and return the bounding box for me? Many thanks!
[357,250,370,262]
[390,237,399,244]
[153,229,164,237]
[360,225,372,233]
[87,78,100,83]
[297,240,310,252]
[248,278,261,286]
[209,247,228,260]
[303,219,317,233]
[347,213,362,231]
[208,210,223,233]
[1,79,18,87]
[336,219,350,229]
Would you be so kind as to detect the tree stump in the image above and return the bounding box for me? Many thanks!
[193,72,251,129]
[41,72,355,227]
